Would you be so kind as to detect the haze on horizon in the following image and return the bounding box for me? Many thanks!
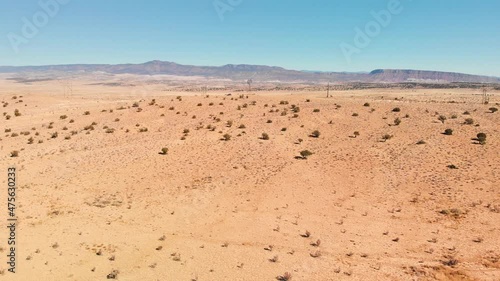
[0,0,499,77]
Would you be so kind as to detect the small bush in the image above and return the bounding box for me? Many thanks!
[222,134,231,141]
[464,118,474,125]
[392,107,401,112]
[352,113,359,117]
[489,107,498,113]
[416,140,426,145]
[238,124,246,129]
[382,134,393,141]
[300,150,313,159]
[477,133,486,144]
[261,133,270,140]
[438,115,447,124]
[60,115,67,120]
[363,103,370,107]
[313,109,320,113]
[310,130,320,138]
[444,129,453,135]
[160,147,168,155]
[394,118,401,126]
[84,111,90,115]
[51,132,58,138]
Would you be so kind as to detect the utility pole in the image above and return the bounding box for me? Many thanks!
[482,88,490,104]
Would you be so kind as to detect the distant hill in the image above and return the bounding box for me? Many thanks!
[1,60,499,83]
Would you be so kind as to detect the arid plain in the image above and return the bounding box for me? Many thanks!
[0,76,499,281]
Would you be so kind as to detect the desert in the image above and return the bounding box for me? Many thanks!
[0,74,499,280]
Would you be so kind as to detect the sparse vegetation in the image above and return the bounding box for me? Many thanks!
[160,147,168,155]
[310,130,320,138]
[261,133,270,140]
[444,129,453,135]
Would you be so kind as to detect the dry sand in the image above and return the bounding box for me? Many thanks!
[0,77,499,281]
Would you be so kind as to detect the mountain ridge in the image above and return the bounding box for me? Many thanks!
[1,61,499,83]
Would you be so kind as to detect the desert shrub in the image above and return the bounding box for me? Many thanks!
[451,114,458,119]
[183,129,190,134]
[169,106,175,110]
[444,129,453,135]
[6,115,11,120]
[352,113,359,117]
[292,113,299,118]
[277,272,292,281]
[382,134,393,141]
[300,150,313,159]
[292,106,300,113]
[60,115,67,120]
[10,150,19,157]
[28,137,34,144]
[306,99,311,102]
[261,133,270,140]
[160,147,168,155]
[416,140,426,145]
[197,103,202,106]
[238,124,246,129]
[464,118,474,125]
[267,120,273,124]
[115,118,120,122]
[477,133,487,144]
[14,109,21,116]
[463,111,470,115]
[281,128,287,132]
[139,127,148,132]
[5,128,11,133]
[69,119,74,123]
[64,135,71,140]
[490,107,498,113]
[310,130,320,138]
[132,102,139,108]
[394,118,401,126]
[353,131,360,137]
[106,128,115,134]
[226,120,233,127]
[313,109,320,113]
[363,103,370,107]
[438,115,447,124]
[392,107,400,112]
[84,111,90,115]
[222,134,231,141]
[51,132,58,138]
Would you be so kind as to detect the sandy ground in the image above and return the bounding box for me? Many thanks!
[0,77,499,281]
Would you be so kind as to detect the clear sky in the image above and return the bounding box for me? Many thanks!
[0,0,499,76]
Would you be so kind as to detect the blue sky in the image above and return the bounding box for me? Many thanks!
[0,0,499,76]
